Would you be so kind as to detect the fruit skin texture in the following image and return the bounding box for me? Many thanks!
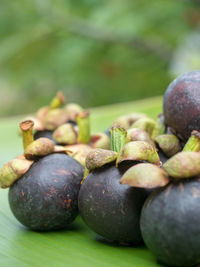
[34,121,77,143]
[140,178,200,267]
[163,71,200,141]
[9,153,83,231]
[34,130,55,143]
[158,149,168,164]
[78,163,148,244]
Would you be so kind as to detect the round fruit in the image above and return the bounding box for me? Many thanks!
[163,71,200,141]
[141,178,200,267]
[9,153,83,231]
[79,162,147,244]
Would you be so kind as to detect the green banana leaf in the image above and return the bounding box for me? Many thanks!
[0,97,162,267]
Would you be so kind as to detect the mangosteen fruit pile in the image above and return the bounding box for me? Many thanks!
[25,91,84,142]
[0,120,84,231]
[52,110,110,166]
[2,70,200,266]
[26,92,110,166]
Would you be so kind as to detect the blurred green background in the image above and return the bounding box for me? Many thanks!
[1,0,200,117]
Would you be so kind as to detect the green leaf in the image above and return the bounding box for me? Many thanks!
[0,98,162,266]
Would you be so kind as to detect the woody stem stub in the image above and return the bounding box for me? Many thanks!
[20,120,34,151]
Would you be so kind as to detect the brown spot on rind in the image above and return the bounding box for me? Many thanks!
[50,186,57,195]
[192,187,200,198]
[165,184,173,198]
[53,169,71,176]
[66,199,72,210]
[179,182,184,193]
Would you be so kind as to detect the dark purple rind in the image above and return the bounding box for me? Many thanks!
[9,153,83,231]
[163,71,200,141]
[141,178,200,267]
[78,163,148,244]
[158,149,169,164]
[34,130,55,143]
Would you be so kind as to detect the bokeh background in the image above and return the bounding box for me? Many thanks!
[1,0,200,117]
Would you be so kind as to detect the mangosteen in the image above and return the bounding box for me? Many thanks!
[34,91,68,138]
[0,120,83,231]
[163,70,200,142]
[112,113,148,130]
[78,126,161,244]
[26,92,82,142]
[79,162,147,244]
[53,111,110,166]
[9,153,83,231]
[140,151,200,267]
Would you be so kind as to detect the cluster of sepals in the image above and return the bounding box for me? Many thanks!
[0,92,110,188]
[0,120,71,188]
[25,91,83,132]
[1,91,200,192]
[25,91,110,164]
[84,112,200,190]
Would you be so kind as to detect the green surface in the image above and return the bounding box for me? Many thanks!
[0,97,163,267]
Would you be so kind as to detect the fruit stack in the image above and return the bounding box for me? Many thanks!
[1,71,200,267]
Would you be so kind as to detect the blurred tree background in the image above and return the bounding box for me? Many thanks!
[0,0,200,116]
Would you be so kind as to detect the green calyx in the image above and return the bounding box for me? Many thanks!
[0,157,33,188]
[66,144,92,166]
[32,92,66,131]
[81,168,90,184]
[24,138,55,160]
[86,148,118,171]
[91,133,110,150]
[131,117,157,138]
[76,111,91,144]
[163,152,200,179]
[154,114,166,137]
[110,126,127,153]
[117,141,160,166]
[42,109,68,131]
[112,113,147,130]
[183,131,200,152]
[53,123,77,145]
[127,128,155,148]
[49,91,66,110]
[155,134,182,157]
[120,163,169,189]
[65,103,84,121]
[20,120,56,160]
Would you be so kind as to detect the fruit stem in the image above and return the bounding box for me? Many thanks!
[49,91,65,109]
[20,120,34,151]
[183,131,200,152]
[76,111,91,144]
[110,126,127,153]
